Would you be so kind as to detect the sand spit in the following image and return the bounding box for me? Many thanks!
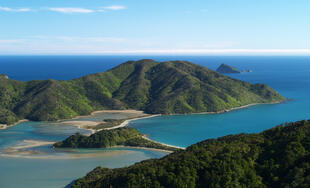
[104,115,160,130]
[142,136,185,150]
[0,139,134,159]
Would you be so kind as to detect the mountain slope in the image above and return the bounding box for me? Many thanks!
[0,59,285,125]
[71,120,310,188]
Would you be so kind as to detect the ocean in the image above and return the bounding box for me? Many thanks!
[0,55,310,187]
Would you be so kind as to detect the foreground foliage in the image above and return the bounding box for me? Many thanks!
[54,127,178,151]
[72,120,310,188]
[0,60,285,125]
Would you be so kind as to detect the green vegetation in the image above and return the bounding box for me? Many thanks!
[72,120,310,188]
[0,59,285,125]
[54,127,178,151]
[216,63,241,73]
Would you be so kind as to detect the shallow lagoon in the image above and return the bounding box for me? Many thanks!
[0,121,168,188]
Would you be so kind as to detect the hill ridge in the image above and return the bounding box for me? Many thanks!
[0,59,285,125]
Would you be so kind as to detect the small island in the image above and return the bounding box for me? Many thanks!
[54,127,181,152]
[216,63,241,73]
[216,63,253,74]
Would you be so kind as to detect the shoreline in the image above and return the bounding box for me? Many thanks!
[61,109,150,134]
[0,100,286,131]
[200,100,287,114]
[141,135,185,150]
[0,119,29,130]
[110,145,175,153]
[166,100,288,116]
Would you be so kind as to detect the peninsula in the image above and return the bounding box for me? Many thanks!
[0,59,285,126]
[54,127,181,152]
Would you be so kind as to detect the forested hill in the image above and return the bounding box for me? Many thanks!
[0,59,285,125]
[53,127,179,151]
[72,120,310,188]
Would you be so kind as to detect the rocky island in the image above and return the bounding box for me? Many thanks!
[216,63,241,73]
[0,59,285,126]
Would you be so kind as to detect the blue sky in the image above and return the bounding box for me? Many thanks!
[0,0,310,55]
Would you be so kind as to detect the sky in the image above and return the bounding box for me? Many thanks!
[0,0,310,55]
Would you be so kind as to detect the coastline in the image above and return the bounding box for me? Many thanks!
[60,109,151,134]
[69,109,147,121]
[59,121,100,135]
[168,100,287,116]
[201,101,286,114]
[141,135,185,150]
[0,100,286,132]
[110,145,175,153]
[0,119,29,130]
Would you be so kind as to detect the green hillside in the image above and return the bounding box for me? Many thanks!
[53,127,179,151]
[72,120,310,188]
[0,59,285,125]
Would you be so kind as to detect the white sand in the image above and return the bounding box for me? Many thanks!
[0,124,8,130]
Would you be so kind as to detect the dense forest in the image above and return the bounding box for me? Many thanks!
[0,59,285,125]
[72,120,310,188]
[54,127,179,151]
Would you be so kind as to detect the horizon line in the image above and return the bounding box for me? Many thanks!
[1,49,310,56]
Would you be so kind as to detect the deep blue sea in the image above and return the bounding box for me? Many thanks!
[0,55,310,187]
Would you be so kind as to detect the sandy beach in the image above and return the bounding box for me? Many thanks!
[59,109,152,133]
[0,124,7,130]
[110,145,175,153]
[59,121,100,134]
[142,135,185,150]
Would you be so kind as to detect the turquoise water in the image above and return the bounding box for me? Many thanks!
[0,148,165,188]
[0,122,168,188]
[1,56,310,187]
